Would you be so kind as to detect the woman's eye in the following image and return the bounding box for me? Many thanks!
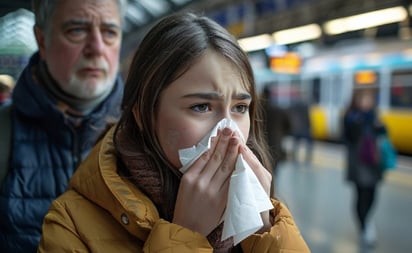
[191,104,210,113]
[233,104,248,113]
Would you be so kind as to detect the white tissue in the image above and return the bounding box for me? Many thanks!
[178,118,273,245]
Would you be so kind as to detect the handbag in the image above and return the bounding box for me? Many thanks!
[377,134,397,171]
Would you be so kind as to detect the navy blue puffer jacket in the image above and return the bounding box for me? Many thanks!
[0,53,123,253]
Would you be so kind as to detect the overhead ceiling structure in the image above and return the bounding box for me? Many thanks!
[0,7,35,54]
[0,0,410,79]
[0,0,410,58]
[0,0,202,56]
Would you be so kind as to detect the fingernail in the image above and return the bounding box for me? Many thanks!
[230,138,239,145]
[223,128,231,136]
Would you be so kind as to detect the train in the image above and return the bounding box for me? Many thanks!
[253,37,412,155]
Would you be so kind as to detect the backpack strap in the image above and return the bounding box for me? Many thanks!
[0,103,12,185]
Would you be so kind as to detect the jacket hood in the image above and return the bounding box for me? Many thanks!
[68,127,160,241]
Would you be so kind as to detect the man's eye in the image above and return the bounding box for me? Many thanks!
[102,29,120,44]
[67,27,86,36]
[191,104,210,113]
[66,27,87,41]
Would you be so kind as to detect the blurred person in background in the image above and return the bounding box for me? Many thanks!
[261,84,291,180]
[288,89,312,165]
[38,12,310,253]
[343,88,384,248]
[0,74,15,106]
[0,0,125,252]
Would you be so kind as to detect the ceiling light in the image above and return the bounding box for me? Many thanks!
[238,34,273,52]
[272,24,321,45]
[324,6,408,35]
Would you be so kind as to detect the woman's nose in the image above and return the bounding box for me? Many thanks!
[222,108,232,120]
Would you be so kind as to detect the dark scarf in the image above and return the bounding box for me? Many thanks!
[36,61,113,114]
[117,130,235,252]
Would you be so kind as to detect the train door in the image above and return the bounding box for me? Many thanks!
[301,75,325,139]
[302,71,347,141]
[324,72,346,140]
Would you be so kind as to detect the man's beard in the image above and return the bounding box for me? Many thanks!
[63,57,117,100]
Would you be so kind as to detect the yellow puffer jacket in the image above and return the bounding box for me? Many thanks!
[38,128,310,253]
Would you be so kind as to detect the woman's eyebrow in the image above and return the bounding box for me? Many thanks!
[181,92,223,100]
[233,93,252,100]
[182,92,251,100]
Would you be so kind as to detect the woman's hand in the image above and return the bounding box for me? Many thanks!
[173,127,241,236]
[240,144,273,232]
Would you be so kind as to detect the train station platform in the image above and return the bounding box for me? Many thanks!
[274,138,412,253]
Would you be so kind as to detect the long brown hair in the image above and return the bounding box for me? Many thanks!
[114,12,271,219]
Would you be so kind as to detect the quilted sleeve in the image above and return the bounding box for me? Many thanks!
[240,199,311,253]
[144,219,213,253]
[37,200,89,253]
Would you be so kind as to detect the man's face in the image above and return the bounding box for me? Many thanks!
[37,0,122,99]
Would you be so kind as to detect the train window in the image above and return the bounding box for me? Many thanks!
[330,74,344,106]
[390,70,412,108]
[310,77,321,104]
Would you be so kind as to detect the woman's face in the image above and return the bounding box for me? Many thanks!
[358,91,375,111]
[155,49,251,168]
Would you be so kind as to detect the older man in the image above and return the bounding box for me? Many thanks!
[0,0,125,252]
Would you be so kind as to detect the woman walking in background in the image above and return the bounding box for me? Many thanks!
[343,88,385,248]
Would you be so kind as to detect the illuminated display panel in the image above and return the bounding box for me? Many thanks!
[270,52,301,74]
[355,70,378,85]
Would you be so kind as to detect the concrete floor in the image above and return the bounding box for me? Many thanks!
[274,140,412,253]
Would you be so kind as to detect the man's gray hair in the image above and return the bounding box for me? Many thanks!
[32,0,126,33]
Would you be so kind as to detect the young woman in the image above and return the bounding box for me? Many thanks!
[38,12,310,253]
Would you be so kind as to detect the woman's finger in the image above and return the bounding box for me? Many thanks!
[200,127,234,180]
[240,145,272,195]
[210,135,241,190]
